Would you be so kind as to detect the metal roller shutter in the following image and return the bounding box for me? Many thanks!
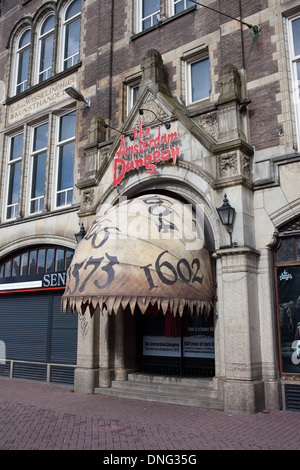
[0,290,77,384]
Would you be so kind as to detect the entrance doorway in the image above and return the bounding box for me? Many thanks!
[136,305,215,377]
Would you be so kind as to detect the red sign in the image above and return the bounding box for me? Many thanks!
[113,121,179,187]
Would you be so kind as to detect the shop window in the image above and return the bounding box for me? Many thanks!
[62,0,81,71]
[275,235,300,375]
[14,28,31,95]
[186,56,210,105]
[6,133,23,220]
[55,111,76,208]
[37,14,55,83]
[29,122,48,214]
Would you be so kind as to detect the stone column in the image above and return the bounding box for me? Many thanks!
[98,308,113,387]
[74,308,100,393]
[114,307,127,380]
[215,246,265,414]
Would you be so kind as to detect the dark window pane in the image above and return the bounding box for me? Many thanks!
[41,15,54,35]
[4,261,11,277]
[12,256,20,277]
[55,249,65,271]
[21,253,28,275]
[57,142,75,191]
[296,238,300,261]
[37,249,46,273]
[59,112,76,142]
[29,251,37,274]
[66,0,81,20]
[19,29,31,48]
[64,18,80,63]
[65,250,73,270]
[46,249,55,272]
[292,17,300,57]
[10,134,23,160]
[191,57,210,102]
[276,238,294,262]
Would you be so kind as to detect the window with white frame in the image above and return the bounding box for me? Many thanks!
[55,111,76,208]
[6,133,23,219]
[127,83,140,114]
[138,0,160,32]
[62,0,81,71]
[186,56,210,104]
[289,16,300,145]
[29,122,48,214]
[170,0,194,16]
[15,29,31,95]
[37,14,55,83]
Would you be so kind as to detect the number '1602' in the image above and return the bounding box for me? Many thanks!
[141,250,203,290]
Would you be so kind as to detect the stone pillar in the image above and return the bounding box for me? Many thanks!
[74,308,100,393]
[98,308,113,387]
[114,307,127,380]
[257,248,281,410]
[215,246,265,414]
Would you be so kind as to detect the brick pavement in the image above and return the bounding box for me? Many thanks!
[0,377,300,451]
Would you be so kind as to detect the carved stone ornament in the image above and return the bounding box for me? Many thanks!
[193,112,218,141]
[82,189,95,207]
[219,153,238,178]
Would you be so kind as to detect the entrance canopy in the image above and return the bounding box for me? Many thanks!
[62,194,214,316]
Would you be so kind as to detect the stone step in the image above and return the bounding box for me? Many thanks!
[95,374,223,410]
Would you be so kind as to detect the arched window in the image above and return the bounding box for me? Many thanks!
[0,246,74,279]
[37,14,55,83]
[62,0,81,71]
[15,28,31,95]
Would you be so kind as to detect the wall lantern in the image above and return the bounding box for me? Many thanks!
[65,86,90,108]
[217,194,237,247]
[75,223,86,243]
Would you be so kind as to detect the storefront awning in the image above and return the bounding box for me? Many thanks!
[62,194,214,316]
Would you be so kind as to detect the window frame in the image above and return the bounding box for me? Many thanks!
[127,82,140,115]
[61,0,81,72]
[185,54,211,105]
[53,110,77,209]
[137,0,161,32]
[5,132,24,220]
[36,13,55,84]
[288,15,300,150]
[169,0,194,16]
[14,28,31,95]
[28,121,49,215]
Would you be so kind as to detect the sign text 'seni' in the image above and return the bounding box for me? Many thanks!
[113,121,179,187]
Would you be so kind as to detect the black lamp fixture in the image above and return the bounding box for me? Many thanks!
[65,86,90,108]
[217,194,237,247]
[139,108,171,129]
[75,223,86,243]
[102,122,135,141]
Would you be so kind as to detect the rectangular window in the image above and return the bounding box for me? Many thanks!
[55,111,76,207]
[186,56,210,104]
[30,123,48,214]
[127,83,140,114]
[138,0,160,31]
[6,133,23,219]
[289,16,300,148]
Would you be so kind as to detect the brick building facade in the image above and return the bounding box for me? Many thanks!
[1,0,300,413]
